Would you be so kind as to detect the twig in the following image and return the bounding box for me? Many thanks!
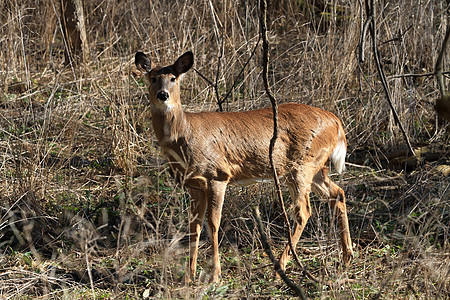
[218,36,261,107]
[194,36,260,112]
[84,243,96,298]
[345,161,375,171]
[380,24,412,45]
[388,71,450,80]
[193,68,214,87]
[366,0,415,156]
[215,36,224,111]
[253,207,307,299]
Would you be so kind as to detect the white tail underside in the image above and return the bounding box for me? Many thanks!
[330,132,346,174]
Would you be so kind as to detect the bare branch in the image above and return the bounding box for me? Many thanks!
[194,37,260,112]
[193,68,215,87]
[259,0,292,265]
[218,36,261,108]
[367,0,415,156]
[380,24,412,46]
[259,0,320,292]
[214,36,224,111]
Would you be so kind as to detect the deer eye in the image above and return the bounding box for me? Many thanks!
[170,77,176,82]
[151,77,157,83]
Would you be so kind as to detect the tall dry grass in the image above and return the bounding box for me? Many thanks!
[0,0,449,298]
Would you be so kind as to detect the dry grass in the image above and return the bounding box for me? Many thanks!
[1,0,449,299]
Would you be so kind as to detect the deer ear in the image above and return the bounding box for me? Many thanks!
[135,52,152,72]
[173,51,194,76]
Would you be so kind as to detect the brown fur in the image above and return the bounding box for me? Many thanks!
[135,51,354,283]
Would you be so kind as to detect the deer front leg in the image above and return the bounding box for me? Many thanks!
[184,188,207,285]
[206,180,227,283]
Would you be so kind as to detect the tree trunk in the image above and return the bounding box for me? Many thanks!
[60,0,88,64]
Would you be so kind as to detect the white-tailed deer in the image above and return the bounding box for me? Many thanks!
[135,51,354,283]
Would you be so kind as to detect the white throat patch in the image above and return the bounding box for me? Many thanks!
[151,101,174,112]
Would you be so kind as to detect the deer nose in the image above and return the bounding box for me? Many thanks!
[157,91,169,101]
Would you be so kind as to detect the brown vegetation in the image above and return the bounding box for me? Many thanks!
[0,0,449,298]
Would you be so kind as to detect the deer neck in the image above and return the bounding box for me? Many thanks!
[151,103,188,145]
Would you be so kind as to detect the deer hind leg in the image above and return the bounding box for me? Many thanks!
[312,167,354,264]
[206,180,228,283]
[279,173,313,272]
[184,187,207,284]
